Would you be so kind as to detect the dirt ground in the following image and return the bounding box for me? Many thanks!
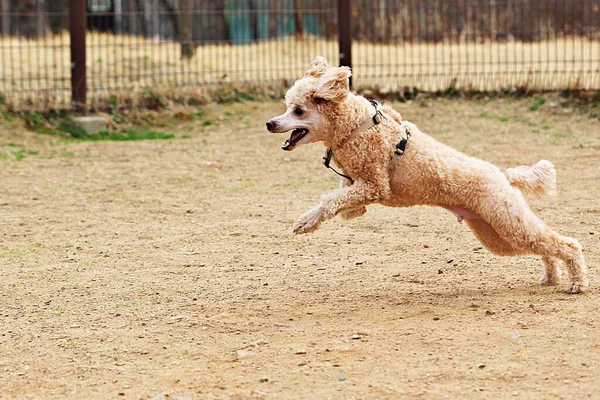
[1,98,599,399]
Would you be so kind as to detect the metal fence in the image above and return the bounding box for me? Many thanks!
[1,0,599,111]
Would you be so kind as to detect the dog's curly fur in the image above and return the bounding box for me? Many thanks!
[266,56,588,294]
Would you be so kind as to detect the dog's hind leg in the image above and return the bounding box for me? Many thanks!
[466,219,566,287]
[479,189,588,293]
[465,219,524,256]
[541,256,563,286]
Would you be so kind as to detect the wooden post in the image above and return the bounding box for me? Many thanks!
[1,0,10,35]
[115,0,123,33]
[70,0,87,113]
[179,0,194,58]
[293,0,304,38]
[338,0,352,87]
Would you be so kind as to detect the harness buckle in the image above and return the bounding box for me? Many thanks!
[373,110,383,125]
[394,129,411,156]
[394,139,406,155]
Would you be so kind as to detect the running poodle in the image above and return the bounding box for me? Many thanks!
[266,56,588,294]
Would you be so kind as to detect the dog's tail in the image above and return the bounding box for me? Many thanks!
[504,160,557,198]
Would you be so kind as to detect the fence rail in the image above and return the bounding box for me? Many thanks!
[1,0,599,111]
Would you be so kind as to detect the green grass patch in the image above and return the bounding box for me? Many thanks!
[477,112,494,120]
[12,150,25,161]
[33,117,175,142]
[216,90,256,104]
[529,97,547,111]
[83,129,175,141]
[58,119,89,138]
[477,112,522,123]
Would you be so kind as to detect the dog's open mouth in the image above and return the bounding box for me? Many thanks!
[282,128,309,151]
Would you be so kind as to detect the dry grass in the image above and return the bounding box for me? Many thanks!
[1,31,599,109]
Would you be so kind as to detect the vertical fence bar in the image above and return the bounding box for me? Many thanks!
[70,0,87,113]
[337,0,352,86]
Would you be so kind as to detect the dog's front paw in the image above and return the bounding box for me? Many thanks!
[340,206,367,220]
[294,207,325,234]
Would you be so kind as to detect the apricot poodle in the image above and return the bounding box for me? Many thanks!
[266,56,588,294]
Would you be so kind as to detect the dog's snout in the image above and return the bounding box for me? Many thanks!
[266,120,277,132]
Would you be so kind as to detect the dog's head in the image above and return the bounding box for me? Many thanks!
[266,56,352,151]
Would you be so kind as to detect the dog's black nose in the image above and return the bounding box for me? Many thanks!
[266,120,276,132]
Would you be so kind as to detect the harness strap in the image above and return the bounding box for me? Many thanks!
[322,100,410,183]
[323,148,353,182]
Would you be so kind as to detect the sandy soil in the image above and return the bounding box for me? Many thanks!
[1,99,599,399]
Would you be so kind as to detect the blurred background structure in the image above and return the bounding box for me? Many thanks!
[0,0,599,110]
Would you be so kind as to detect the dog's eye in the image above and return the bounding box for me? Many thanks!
[294,108,304,116]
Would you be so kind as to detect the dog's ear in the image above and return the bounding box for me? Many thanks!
[305,56,330,78]
[313,66,351,102]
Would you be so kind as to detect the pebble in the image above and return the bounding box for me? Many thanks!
[355,260,365,265]
[295,349,307,355]
[338,375,346,381]
[476,363,486,369]
[234,350,254,359]
[508,332,520,339]
[433,317,440,321]
[351,334,361,340]
[485,310,495,316]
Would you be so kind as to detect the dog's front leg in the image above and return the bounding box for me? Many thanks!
[294,181,380,234]
[338,177,367,220]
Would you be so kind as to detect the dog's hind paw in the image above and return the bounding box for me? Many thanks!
[565,278,589,294]
[294,206,324,234]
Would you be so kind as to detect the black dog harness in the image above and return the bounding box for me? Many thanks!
[323,100,410,183]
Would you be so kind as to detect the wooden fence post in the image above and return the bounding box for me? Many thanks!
[70,0,87,113]
[337,0,352,87]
